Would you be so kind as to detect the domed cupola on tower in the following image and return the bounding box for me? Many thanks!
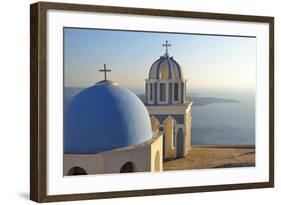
[146,40,187,105]
[149,56,183,80]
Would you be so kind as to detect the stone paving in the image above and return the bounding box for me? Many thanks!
[163,147,255,171]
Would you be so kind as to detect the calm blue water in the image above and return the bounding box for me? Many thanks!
[64,88,255,146]
[190,90,255,146]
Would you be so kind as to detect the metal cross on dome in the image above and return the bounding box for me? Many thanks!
[162,40,171,54]
[99,64,111,81]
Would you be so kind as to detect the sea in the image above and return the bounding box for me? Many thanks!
[64,87,255,146]
[188,90,255,146]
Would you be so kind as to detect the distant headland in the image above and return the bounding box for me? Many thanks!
[137,93,239,106]
[188,96,239,106]
[64,87,240,107]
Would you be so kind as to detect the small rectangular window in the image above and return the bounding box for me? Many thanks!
[174,83,179,101]
[160,83,166,101]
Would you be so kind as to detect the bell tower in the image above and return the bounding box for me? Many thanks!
[145,41,192,159]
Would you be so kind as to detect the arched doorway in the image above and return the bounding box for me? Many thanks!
[176,128,184,158]
[151,116,159,133]
[67,166,87,176]
[164,116,175,158]
[120,162,135,173]
[154,151,161,171]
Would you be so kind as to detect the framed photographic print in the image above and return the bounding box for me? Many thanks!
[30,1,274,202]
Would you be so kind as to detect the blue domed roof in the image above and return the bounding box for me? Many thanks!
[64,80,152,154]
[149,54,183,80]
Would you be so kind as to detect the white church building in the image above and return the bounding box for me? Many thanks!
[63,41,192,176]
[64,66,163,176]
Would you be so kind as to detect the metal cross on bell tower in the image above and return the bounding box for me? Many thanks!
[99,64,111,81]
[162,40,171,55]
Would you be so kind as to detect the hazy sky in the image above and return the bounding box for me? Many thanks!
[64,28,256,93]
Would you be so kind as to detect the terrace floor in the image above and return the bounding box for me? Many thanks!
[163,146,255,171]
